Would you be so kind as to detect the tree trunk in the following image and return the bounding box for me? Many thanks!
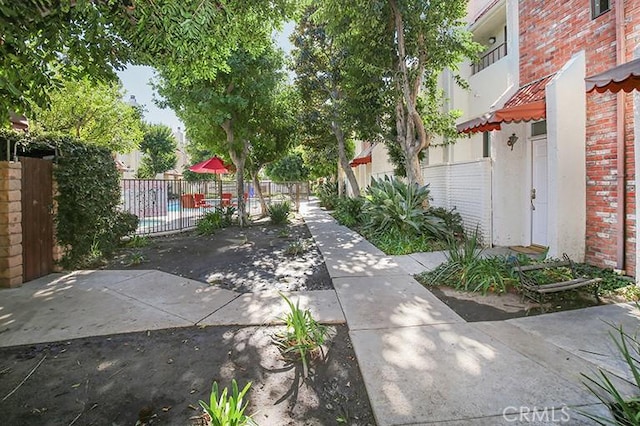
[390,0,428,188]
[252,170,268,217]
[332,121,360,196]
[221,120,249,227]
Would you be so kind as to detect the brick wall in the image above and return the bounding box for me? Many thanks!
[520,0,636,274]
[0,162,22,287]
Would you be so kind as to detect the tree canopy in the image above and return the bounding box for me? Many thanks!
[137,124,178,178]
[266,150,310,183]
[290,4,388,195]
[157,44,288,225]
[317,0,481,186]
[0,0,297,124]
[31,77,144,153]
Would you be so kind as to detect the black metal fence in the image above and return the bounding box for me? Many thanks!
[120,179,310,235]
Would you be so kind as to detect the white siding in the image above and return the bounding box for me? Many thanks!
[423,159,492,245]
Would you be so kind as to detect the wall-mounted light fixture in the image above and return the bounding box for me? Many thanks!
[488,36,497,44]
[507,133,519,150]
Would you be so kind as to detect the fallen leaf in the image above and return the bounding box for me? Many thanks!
[190,389,196,394]
[71,383,81,388]
[162,406,171,412]
[188,404,199,411]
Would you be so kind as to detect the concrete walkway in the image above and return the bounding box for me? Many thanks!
[0,269,344,348]
[1,201,638,425]
[302,200,639,425]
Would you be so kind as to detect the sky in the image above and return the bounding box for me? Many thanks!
[116,22,296,132]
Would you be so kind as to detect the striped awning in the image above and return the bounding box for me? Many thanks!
[457,74,554,134]
[350,143,376,167]
[585,58,640,93]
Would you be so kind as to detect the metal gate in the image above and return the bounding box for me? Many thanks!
[20,157,53,282]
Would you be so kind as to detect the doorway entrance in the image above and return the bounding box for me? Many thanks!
[531,138,548,247]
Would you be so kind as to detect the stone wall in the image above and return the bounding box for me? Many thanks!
[0,161,22,287]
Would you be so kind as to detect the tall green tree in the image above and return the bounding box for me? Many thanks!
[0,0,297,124]
[266,150,310,183]
[137,124,178,178]
[157,45,287,226]
[318,0,481,186]
[31,78,144,153]
[247,85,299,216]
[291,5,388,196]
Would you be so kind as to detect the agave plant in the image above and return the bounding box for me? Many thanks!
[362,176,445,238]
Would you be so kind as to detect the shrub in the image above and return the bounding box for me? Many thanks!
[333,196,365,227]
[268,201,291,225]
[416,230,516,294]
[197,208,231,235]
[428,206,465,238]
[314,180,338,210]
[199,380,255,426]
[125,235,149,248]
[274,293,328,377]
[362,176,446,239]
[284,238,307,256]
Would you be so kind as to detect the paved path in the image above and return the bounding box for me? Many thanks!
[0,269,344,347]
[1,201,638,425]
[301,200,639,425]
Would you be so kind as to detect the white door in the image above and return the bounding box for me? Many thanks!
[531,138,548,246]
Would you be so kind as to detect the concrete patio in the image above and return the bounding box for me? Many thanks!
[0,199,638,425]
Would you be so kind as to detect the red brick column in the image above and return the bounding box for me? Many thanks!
[0,161,23,287]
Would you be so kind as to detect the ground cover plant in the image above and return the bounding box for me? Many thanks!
[416,230,517,295]
[417,230,639,306]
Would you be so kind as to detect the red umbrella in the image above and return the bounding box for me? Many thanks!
[188,156,230,174]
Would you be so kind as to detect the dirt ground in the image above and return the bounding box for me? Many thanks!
[0,325,374,426]
[107,216,331,293]
[429,286,603,322]
[0,217,375,425]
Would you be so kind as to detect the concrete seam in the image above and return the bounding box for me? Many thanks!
[194,292,243,325]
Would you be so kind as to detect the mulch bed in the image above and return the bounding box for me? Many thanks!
[428,285,602,322]
[107,216,331,293]
[0,216,376,425]
[0,325,374,425]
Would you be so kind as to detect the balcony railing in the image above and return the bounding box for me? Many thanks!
[472,42,507,74]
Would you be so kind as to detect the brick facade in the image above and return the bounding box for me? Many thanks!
[0,162,23,287]
[520,0,637,274]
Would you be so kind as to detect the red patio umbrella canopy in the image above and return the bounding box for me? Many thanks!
[188,156,230,174]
